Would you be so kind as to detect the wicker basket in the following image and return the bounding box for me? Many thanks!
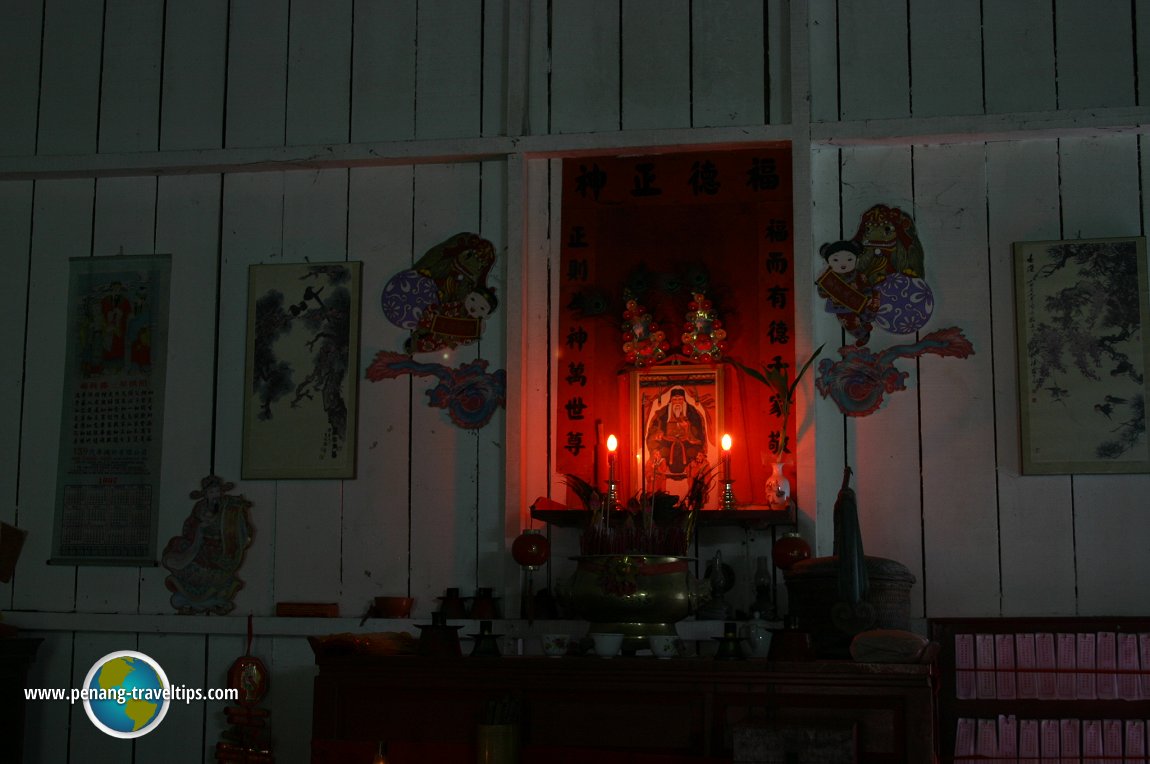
[783,556,916,658]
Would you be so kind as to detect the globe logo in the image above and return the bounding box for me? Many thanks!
[81,650,171,738]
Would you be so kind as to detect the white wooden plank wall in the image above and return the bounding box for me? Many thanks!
[2,1,1150,763]
[985,140,1075,615]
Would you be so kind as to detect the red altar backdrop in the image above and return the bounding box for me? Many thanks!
[556,148,796,508]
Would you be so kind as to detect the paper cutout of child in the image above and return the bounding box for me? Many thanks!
[815,239,881,346]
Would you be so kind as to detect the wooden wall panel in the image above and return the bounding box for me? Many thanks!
[225,0,289,148]
[982,0,1056,114]
[134,633,207,764]
[98,0,163,154]
[837,0,909,121]
[477,161,511,597]
[342,166,416,616]
[483,0,510,137]
[510,156,559,584]
[0,181,32,608]
[160,0,228,151]
[0,0,42,156]
[621,0,691,130]
[1139,7,1150,108]
[216,172,287,616]
[526,0,552,135]
[765,0,789,123]
[1059,136,1141,236]
[351,0,417,143]
[267,637,317,760]
[908,0,982,118]
[407,163,483,610]
[68,632,134,764]
[808,146,846,555]
[416,0,484,140]
[914,144,999,616]
[15,180,95,613]
[22,631,74,764]
[690,0,765,127]
[1055,0,1136,110]
[138,175,224,615]
[550,0,621,134]
[205,633,249,757]
[270,170,350,604]
[838,147,924,617]
[38,0,103,155]
[286,0,352,146]
[1058,135,1150,614]
[807,1,839,123]
[985,140,1075,615]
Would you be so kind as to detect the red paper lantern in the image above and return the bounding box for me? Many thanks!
[771,531,812,570]
[511,529,551,570]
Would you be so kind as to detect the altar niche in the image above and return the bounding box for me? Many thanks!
[556,148,796,509]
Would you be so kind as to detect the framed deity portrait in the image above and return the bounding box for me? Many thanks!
[1014,236,1150,474]
[630,365,723,509]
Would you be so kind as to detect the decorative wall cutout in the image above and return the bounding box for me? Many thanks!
[365,350,506,430]
[817,204,934,347]
[814,327,974,416]
[161,476,253,615]
[815,205,971,416]
[380,232,498,354]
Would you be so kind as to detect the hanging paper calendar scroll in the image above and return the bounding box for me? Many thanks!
[51,254,171,565]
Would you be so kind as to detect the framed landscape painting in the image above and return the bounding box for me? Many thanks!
[242,261,362,479]
[1014,237,1150,474]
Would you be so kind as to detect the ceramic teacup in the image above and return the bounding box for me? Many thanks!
[648,634,679,659]
[591,632,624,658]
[541,633,570,657]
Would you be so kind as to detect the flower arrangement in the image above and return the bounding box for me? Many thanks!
[564,468,715,557]
[728,344,824,462]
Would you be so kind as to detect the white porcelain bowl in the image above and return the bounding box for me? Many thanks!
[541,633,570,657]
[648,634,679,659]
[591,632,624,658]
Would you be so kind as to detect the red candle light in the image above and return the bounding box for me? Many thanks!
[606,434,618,483]
[721,433,732,481]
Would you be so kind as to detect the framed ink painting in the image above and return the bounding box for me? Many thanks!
[1014,237,1150,474]
[242,261,362,479]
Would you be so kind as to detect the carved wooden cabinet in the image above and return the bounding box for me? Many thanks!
[312,653,937,763]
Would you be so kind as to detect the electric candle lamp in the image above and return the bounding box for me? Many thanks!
[604,434,619,512]
[606,434,618,483]
[721,433,732,481]
[720,433,737,511]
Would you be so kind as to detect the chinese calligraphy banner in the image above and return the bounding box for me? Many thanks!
[558,148,795,506]
[52,254,171,565]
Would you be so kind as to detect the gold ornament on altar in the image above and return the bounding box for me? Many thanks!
[681,291,727,362]
[621,295,669,367]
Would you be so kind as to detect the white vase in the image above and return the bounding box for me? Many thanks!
[765,462,791,510]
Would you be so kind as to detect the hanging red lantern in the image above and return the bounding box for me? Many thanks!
[512,529,551,570]
[512,529,550,624]
[771,531,812,570]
